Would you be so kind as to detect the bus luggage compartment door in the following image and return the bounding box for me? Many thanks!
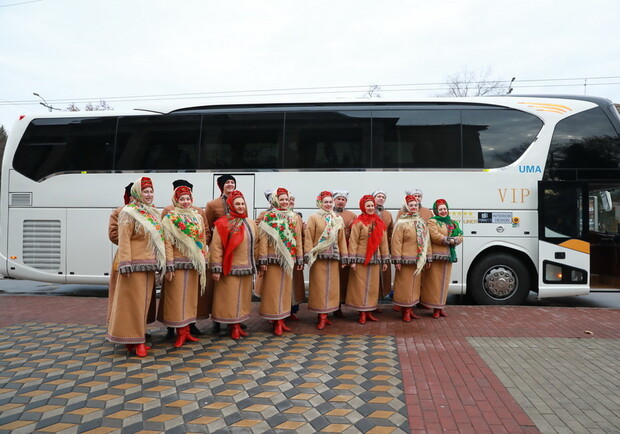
[537,181,589,298]
[6,208,67,283]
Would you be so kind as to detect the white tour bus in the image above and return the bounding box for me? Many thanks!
[1,95,619,305]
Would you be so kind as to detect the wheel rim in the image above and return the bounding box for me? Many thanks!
[481,265,518,300]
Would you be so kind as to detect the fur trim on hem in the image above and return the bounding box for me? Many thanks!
[166,265,175,273]
[173,262,196,270]
[132,264,160,272]
[430,253,457,263]
[119,265,133,274]
[349,256,389,265]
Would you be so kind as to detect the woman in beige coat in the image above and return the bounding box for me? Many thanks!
[345,195,390,324]
[160,185,208,348]
[258,188,304,336]
[106,177,165,357]
[391,194,431,322]
[420,199,463,318]
[211,191,258,340]
[305,191,348,330]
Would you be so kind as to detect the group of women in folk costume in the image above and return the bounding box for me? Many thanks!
[106,177,463,357]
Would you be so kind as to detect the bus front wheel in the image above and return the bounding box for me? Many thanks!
[468,253,531,305]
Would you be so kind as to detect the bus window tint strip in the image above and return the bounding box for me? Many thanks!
[13,105,546,180]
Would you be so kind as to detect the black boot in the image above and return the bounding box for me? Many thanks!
[189,323,203,336]
[211,321,221,334]
[165,327,175,340]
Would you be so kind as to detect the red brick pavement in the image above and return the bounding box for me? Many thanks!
[2,295,619,433]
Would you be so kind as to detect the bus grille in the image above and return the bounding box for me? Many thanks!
[22,220,61,271]
[10,193,32,207]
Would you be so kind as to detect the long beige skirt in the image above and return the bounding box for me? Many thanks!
[259,264,292,320]
[393,264,422,307]
[308,259,340,313]
[106,271,155,344]
[420,261,452,308]
[196,270,214,319]
[345,263,380,312]
[212,274,253,324]
[158,269,199,328]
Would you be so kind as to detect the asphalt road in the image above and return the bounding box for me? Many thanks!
[1,276,620,308]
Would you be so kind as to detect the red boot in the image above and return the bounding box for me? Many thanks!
[366,311,379,322]
[440,309,447,317]
[281,321,292,332]
[432,309,441,319]
[402,307,411,322]
[174,326,188,348]
[185,325,200,342]
[273,320,283,336]
[230,323,241,340]
[317,314,328,330]
[359,311,367,325]
[134,343,148,357]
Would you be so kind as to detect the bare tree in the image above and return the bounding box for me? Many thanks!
[65,100,113,111]
[438,67,508,97]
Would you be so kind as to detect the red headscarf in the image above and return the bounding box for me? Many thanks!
[141,177,153,190]
[352,195,386,265]
[174,186,192,202]
[405,194,417,204]
[214,190,247,275]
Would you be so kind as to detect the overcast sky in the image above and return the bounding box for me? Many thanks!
[1,0,619,133]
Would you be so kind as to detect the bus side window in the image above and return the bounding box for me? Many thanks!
[200,113,283,170]
[115,115,200,172]
[13,117,115,181]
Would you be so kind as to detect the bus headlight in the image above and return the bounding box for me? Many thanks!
[543,261,587,284]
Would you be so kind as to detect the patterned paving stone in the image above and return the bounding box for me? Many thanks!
[0,323,409,433]
[469,337,620,434]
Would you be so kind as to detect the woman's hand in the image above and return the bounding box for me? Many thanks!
[395,264,401,271]
[382,264,388,272]
[296,264,304,271]
[165,271,174,281]
[425,262,431,269]
[212,273,220,281]
[350,263,356,270]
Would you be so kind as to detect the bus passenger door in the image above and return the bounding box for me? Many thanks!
[587,186,620,290]
[537,181,589,298]
[211,174,255,217]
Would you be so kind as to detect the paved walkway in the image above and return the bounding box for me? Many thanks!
[0,295,619,433]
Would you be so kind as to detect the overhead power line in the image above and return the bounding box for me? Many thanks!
[1,76,619,107]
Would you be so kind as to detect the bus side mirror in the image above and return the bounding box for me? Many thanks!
[600,191,613,212]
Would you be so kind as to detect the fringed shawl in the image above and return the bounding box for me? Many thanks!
[258,209,299,276]
[394,209,430,275]
[306,209,344,269]
[162,207,207,293]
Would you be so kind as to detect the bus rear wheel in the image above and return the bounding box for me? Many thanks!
[468,253,531,305]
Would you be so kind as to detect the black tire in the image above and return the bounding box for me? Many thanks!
[468,253,531,305]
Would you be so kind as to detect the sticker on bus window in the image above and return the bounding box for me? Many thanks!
[478,212,513,224]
